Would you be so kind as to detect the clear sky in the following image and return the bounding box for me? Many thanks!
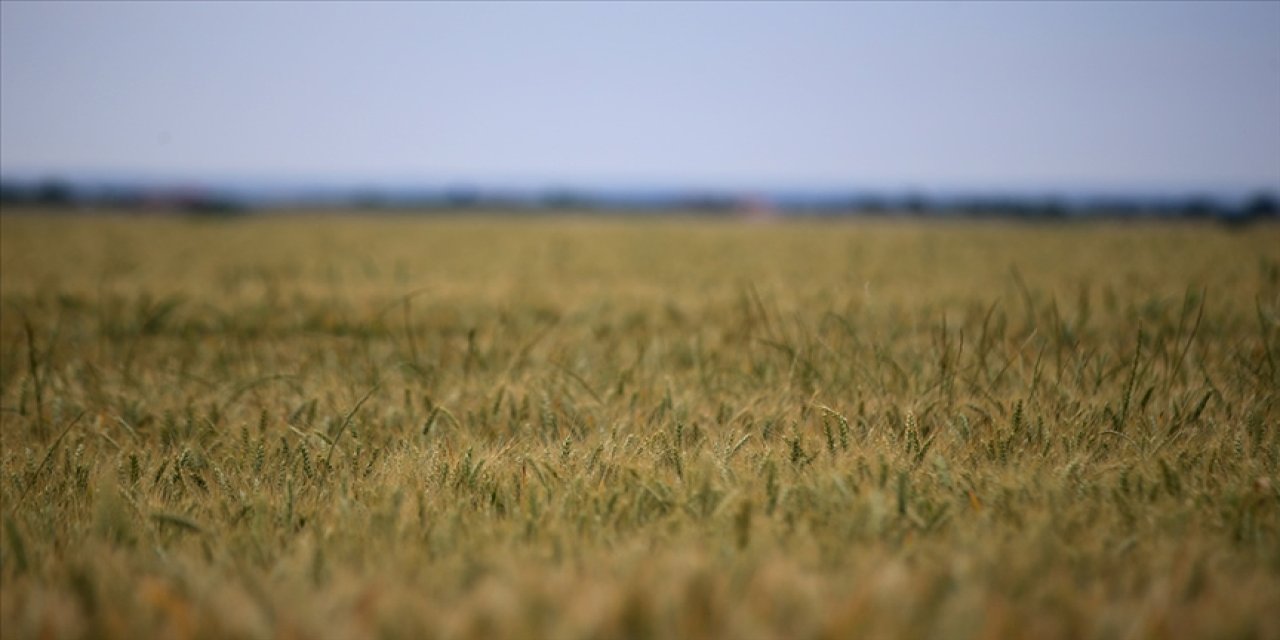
[2,1,1278,194]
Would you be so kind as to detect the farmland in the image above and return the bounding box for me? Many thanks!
[1,212,1277,639]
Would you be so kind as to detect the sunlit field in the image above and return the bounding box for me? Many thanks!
[1,212,1277,639]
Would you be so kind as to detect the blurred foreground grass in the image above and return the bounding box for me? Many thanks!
[1,213,1277,639]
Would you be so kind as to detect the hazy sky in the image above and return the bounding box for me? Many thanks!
[2,1,1278,193]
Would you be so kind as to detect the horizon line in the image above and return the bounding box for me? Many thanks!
[2,168,1278,201]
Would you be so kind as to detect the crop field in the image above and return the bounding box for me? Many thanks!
[0,212,1277,639]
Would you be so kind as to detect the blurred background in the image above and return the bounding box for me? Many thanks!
[1,1,1277,220]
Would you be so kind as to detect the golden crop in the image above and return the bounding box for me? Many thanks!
[1,213,1277,639]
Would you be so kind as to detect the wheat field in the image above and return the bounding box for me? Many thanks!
[1,213,1277,639]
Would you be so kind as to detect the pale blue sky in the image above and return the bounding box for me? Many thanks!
[2,1,1278,194]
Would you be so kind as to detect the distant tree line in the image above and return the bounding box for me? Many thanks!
[1,177,1276,223]
[0,179,245,216]
[787,192,1278,224]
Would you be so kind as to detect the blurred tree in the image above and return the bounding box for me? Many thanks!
[35,179,73,206]
[1241,192,1278,220]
